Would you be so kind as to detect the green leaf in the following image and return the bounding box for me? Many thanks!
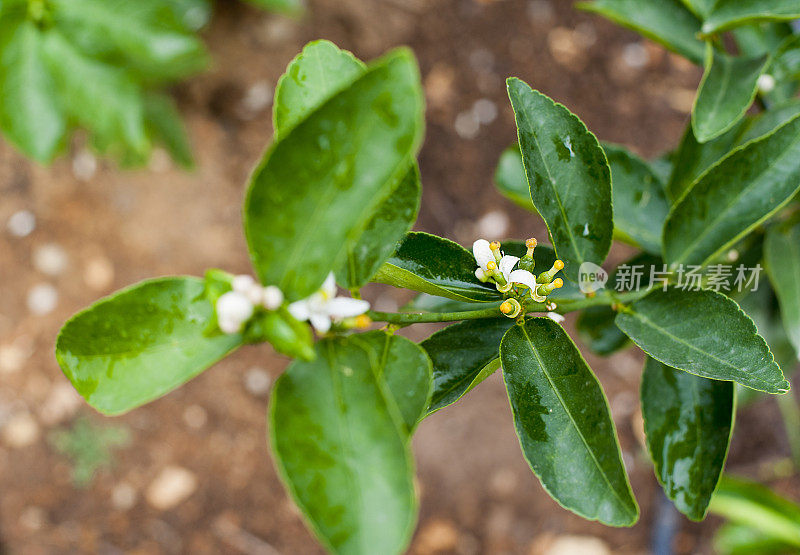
[577,306,629,355]
[663,113,800,268]
[269,337,417,555]
[667,99,800,201]
[692,45,769,143]
[42,30,149,160]
[715,523,799,555]
[144,93,194,169]
[56,277,241,415]
[163,0,212,31]
[765,220,800,356]
[494,144,535,211]
[245,0,304,16]
[421,318,513,414]
[245,49,424,301]
[616,287,790,393]
[507,79,613,281]
[710,475,800,547]
[351,331,433,434]
[403,293,487,314]
[500,318,639,526]
[336,166,421,289]
[49,0,209,83]
[373,232,500,302]
[577,0,705,64]
[641,357,734,521]
[603,143,669,253]
[273,40,365,140]
[678,0,715,19]
[702,1,800,35]
[0,20,65,162]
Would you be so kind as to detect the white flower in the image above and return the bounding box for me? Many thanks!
[546,312,565,324]
[216,291,255,334]
[288,273,370,333]
[472,239,495,272]
[232,274,284,310]
[508,269,546,302]
[262,285,284,310]
[757,74,776,94]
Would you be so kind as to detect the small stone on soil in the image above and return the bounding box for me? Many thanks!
[183,404,208,430]
[7,210,36,237]
[2,412,40,448]
[27,283,58,315]
[83,256,115,291]
[244,367,272,397]
[415,518,459,554]
[544,535,610,555]
[72,149,98,181]
[146,466,198,510]
[33,243,69,276]
[40,382,83,426]
[111,482,138,511]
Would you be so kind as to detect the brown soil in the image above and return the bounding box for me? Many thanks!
[1,0,796,553]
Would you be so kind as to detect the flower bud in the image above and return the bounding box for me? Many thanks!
[490,241,503,263]
[231,274,256,294]
[216,291,254,333]
[536,278,564,297]
[500,298,522,318]
[518,237,537,272]
[262,285,284,310]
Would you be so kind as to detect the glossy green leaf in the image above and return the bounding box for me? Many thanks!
[692,45,769,143]
[663,113,800,268]
[42,30,149,159]
[49,0,208,82]
[0,20,65,162]
[576,306,629,356]
[373,232,499,302]
[336,166,421,289]
[273,40,365,139]
[714,523,798,555]
[500,318,638,526]
[577,0,705,64]
[616,287,789,393]
[603,143,669,253]
[765,220,800,356]
[144,93,194,169]
[710,475,800,547]
[507,79,613,281]
[641,357,734,521]
[56,277,241,415]
[667,100,800,201]
[421,318,513,414]
[679,0,715,19]
[163,0,212,31]
[351,331,433,434]
[269,337,417,555]
[403,293,488,314]
[494,144,535,211]
[702,1,800,35]
[245,49,424,301]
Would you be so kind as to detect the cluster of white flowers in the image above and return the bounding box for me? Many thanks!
[216,275,284,334]
[288,273,370,333]
[216,272,371,335]
[472,239,563,303]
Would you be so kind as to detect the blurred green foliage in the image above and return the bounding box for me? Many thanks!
[0,0,303,167]
[48,416,130,487]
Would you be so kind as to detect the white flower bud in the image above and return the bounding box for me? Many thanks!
[757,74,776,94]
[216,291,254,333]
[546,311,565,324]
[232,275,256,294]
[262,286,284,310]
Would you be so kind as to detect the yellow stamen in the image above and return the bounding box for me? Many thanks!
[354,314,372,329]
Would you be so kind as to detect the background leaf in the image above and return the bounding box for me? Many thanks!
[642,357,734,520]
[245,0,304,16]
[765,220,800,356]
[245,49,424,300]
[577,306,630,355]
[56,277,241,415]
[507,79,613,281]
[144,92,194,169]
[500,318,638,526]
[494,144,536,211]
[421,318,513,413]
[616,287,789,393]
[602,143,669,253]
[577,0,705,64]
[702,1,800,35]
[373,232,500,302]
[663,113,800,268]
[269,337,417,555]
[0,20,65,162]
[692,45,769,143]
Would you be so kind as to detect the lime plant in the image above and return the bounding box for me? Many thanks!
[54,5,800,551]
[0,0,303,167]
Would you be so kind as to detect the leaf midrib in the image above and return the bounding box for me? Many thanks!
[518,324,633,517]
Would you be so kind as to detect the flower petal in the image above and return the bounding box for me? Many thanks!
[288,299,311,321]
[546,312,565,324]
[472,239,494,271]
[508,269,537,290]
[326,297,371,319]
[216,291,254,323]
[321,272,337,298]
[309,313,332,333]
[499,255,520,281]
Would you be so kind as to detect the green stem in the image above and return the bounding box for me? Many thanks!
[776,391,800,471]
